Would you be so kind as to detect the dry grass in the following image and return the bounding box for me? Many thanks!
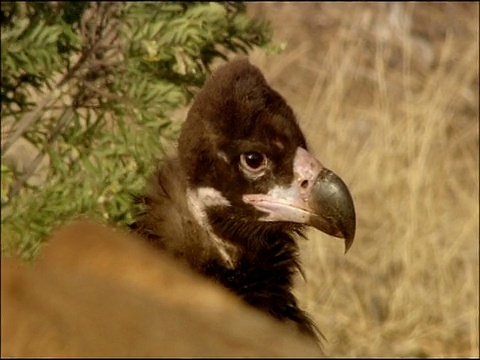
[248,2,479,357]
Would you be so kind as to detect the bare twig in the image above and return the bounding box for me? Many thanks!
[7,107,75,199]
[2,3,123,156]
[1,93,62,155]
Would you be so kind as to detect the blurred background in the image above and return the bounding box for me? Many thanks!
[245,3,478,357]
[2,2,478,357]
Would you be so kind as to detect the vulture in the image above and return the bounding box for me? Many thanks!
[130,58,356,345]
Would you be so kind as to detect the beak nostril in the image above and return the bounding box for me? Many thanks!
[300,179,309,189]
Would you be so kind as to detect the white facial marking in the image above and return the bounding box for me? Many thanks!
[197,187,231,207]
[186,187,235,267]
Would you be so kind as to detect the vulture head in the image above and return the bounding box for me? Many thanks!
[131,58,356,344]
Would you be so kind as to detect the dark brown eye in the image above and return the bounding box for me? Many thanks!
[240,151,268,176]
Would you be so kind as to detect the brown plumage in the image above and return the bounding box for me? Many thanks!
[130,58,356,346]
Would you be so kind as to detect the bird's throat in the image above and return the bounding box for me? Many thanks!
[186,187,238,268]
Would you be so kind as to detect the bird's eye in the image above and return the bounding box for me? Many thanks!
[240,152,268,176]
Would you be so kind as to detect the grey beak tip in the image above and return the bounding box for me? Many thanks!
[311,168,356,252]
[344,235,355,253]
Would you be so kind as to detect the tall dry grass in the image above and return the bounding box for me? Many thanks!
[249,2,478,357]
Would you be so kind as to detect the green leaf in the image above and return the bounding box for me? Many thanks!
[1,1,273,260]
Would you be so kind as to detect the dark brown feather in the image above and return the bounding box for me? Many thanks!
[131,58,324,345]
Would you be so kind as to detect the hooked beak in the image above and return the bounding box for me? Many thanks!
[243,147,356,252]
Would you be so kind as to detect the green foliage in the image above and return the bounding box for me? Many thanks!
[1,2,272,260]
